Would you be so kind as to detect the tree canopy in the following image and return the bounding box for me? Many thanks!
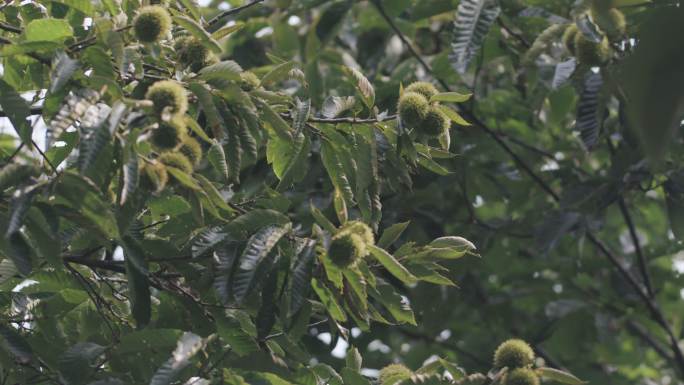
[1,0,684,384]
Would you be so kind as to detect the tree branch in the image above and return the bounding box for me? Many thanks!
[369,0,451,91]
[586,233,684,376]
[371,2,684,376]
[281,112,397,125]
[617,197,654,296]
[206,0,265,27]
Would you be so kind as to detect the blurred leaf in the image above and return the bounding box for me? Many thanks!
[537,368,586,385]
[0,79,32,147]
[449,0,500,74]
[25,18,73,41]
[173,16,222,53]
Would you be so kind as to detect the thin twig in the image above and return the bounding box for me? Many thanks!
[281,112,397,125]
[68,25,131,52]
[606,139,655,297]
[586,233,684,376]
[371,0,684,376]
[2,142,25,165]
[206,0,265,27]
[262,318,329,341]
[617,198,654,296]
[496,19,531,49]
[370,0,451,91]
[31,139,59,174]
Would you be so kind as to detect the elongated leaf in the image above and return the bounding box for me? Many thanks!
[207,139,230,182]
[552,58,576,90]
[449,0,500,74]
[257,100,293,140]
[5,233,32,276]
[0,324,33,363]
[311,278,347,322]
[55,172,119,239]
[256,271,278,339]
[343,66,375,109]
[166,167,201,190]
[369,281,415,325]
[377,221,410,249]
[289,239,316,317]
[320,138,354,205]
[576,14,602,43]
[122,237,150,328]
[177,0,200,20]
[438,105,471,126]
[150,333,204,385]
[119,147,138,206]
[211,23,245,40]
[188,82,225,139]
[173,16,222,53]
[0,79,32,147]
[58,342,106,385]
[368,245,417,285]
[292,98,311,134]
[537,367,587,385]
[430,92,472,103]
[0,259,18,284]
[232,224,291,303]
[274,132,311,191]
[50,51,79,93]
[199,60,243,82]
[664,172,684,241]
[192,226,229,257]
[428,236,476,257]
[260,61,297,87]
[575,71,603,150]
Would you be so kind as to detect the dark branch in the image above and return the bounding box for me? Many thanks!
[31,139,59,175]
[497,18,531,49]
[281,112,397,125]
[369,0,451,91]
[206,0,265,27]
[371,0,684,376]
[586,233,684,376]
[617,198,654,296]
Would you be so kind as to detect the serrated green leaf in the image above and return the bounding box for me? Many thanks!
[368,245,418,285]
[260,61,297,87]
[343,66,374,109]
[537,367,587,385]
[311,278,347,322]
[430,92,472,103]
[199,60,243,82]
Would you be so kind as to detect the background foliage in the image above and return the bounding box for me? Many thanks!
[1,0,684,384]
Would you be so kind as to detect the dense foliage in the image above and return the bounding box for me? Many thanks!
[0,0,683,384]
